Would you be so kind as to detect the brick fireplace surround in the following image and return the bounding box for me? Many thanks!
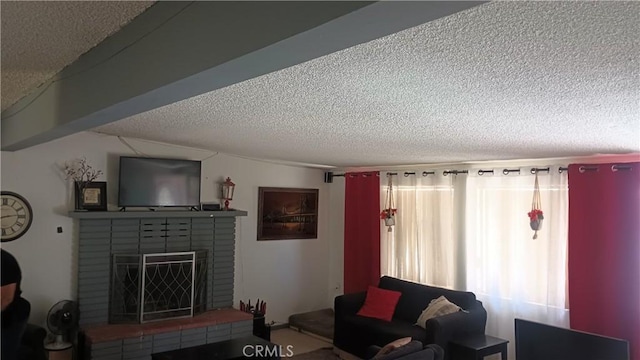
[70,210,250,360]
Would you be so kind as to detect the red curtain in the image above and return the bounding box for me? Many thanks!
[568,162,640,360]
[344,171,381,294]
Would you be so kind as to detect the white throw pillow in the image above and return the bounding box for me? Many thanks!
[415,296,461,329]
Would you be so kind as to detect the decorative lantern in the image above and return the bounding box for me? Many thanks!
[221,177,235,211]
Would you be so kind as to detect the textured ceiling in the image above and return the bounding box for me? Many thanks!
[2,1,640,168]
[88,2,640,167]
[1,1,153,110]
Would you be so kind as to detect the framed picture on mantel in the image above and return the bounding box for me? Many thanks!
[257,187,318,240]
[75,181,107,211]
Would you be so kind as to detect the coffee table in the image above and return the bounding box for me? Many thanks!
[151,335,280,360]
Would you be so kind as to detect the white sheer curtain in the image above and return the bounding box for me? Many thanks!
[465,168,569,358]
[380,172,466,290]
[380,167,569,360]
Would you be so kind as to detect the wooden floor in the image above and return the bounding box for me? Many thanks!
[270,328,504,360]
[271,328,332,356]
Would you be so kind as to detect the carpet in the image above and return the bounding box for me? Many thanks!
[292,347,340,360]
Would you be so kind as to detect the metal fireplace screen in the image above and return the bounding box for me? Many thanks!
[110,250,207,323]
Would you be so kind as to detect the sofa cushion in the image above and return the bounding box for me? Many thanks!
[415,296,461,328]
[378,276,476,322]
[344,314,428,346]
[357,286,402,322]
[373,337,412,358]
[373,340,424,360]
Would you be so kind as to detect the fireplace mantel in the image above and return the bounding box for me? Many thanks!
[69,210,248,219]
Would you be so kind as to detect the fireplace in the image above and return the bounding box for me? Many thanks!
[72,212,243,327]
[109,250,207,323]
[72,212,249,360]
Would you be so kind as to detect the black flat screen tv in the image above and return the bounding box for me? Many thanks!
[515,318,629,360]
[118,156,201,208]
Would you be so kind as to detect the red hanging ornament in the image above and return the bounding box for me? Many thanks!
[528,172,544,239]
[381,174,397,232]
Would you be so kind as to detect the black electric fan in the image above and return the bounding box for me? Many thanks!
[47,300,79,350]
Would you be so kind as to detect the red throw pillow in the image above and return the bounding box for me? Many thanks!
[357,286,402,321]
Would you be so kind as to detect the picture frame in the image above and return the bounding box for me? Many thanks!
[257,187,319,240]
[75,181,107,211]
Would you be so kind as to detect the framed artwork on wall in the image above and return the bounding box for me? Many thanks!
[257,187,319,240]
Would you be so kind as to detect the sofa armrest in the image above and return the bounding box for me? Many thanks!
[424,306,487,349]
[334,291,367,316]
[397,344,444,360]
[365,344,444,360]
[333,291,367,352]
[423,344,445,360]
[366,345,383,359]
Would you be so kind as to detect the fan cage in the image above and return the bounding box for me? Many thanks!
[47,300,79,336]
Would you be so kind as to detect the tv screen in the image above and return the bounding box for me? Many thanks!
[515,318,629,360]
[118,157,201,208]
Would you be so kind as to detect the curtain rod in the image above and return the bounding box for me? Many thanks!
[579,164,633,173]
[324,164,633,182]
[325,166,574,182]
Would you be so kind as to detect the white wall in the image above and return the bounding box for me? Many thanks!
[0,131,331,326]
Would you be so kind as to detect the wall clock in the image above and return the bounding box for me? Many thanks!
[1,191,33,242]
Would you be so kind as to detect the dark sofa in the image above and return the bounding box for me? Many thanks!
[334,276,487,359]
[366,341,444,360]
